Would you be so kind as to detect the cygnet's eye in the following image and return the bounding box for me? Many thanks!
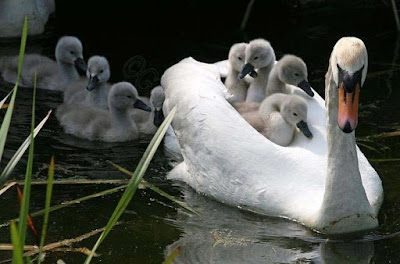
[238,57,242,61]
[100,69,104,73]
[294,73,300,77]
[70,51,75,55]
[254,56,259,60]
[127,95,132,99]
[293,113,298,116]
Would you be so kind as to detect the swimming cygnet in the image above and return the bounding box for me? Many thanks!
[56,82,151,142]
[64,56,111,109]
[265,55,314,97]
[239,38,276,103]
[0,36,87,90]
[132,85,166,134]
[240,93,313,146]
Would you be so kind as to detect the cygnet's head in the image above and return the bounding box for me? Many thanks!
[108,82,151,112]
[329,37,368,133]
[228,43,247,72]
[86,56,111,91]
[239,38,275,79]
[55,36,87,72]
[277,55,314,97]
[281,95,313,139]
[150,86,165,127]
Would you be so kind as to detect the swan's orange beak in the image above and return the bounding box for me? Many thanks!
[338,82,360,133]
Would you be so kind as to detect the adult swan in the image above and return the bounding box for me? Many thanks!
[162,37,383,234]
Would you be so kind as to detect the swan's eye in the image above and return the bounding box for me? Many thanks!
[254,56,259,60]
[294,73,300,77]
[293,113,298,116]
[238,57,242,61]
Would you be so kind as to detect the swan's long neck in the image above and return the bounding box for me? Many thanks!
[316,67,374,230]
[225,67,247,96]
[259,94,285,123]
[254,63,272,88]
[87,83,109,108]
[110,106,135,129]
[265,66,289,96]
[57,62,79,85]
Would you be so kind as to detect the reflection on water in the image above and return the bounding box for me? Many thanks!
[165,186,376,263]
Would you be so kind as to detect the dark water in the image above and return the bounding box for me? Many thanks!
[0,1,400,263]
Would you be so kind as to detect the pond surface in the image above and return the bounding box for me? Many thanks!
[0,1,400,263]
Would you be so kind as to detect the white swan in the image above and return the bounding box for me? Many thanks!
[0,36,87,91]
[64,56,111,109]
[56,82,151,142]
[240,38,275,103]
[266,54,314,97]
[162,37,383,234]
[132,85,165,134]
[240,94,313,146]
[0,0,55,37]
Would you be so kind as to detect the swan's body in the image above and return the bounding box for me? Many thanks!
[266,55,314,97]
[56,82,151,142]
[162,38,383,234]
[240,39,275,103]
[0,0,55,37]
[64,56,111,109]
[0,36,87,91]
[241,94,312,146]
[132,86,165,134]
[224,43,249,103]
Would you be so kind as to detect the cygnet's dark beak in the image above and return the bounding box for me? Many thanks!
[296,120,313,139]
[86,75,99,91]
[239,63,255,79]
[297,80,314,97]
[74,57,88,72]
[153,109,165,127]
[134,99,151,112]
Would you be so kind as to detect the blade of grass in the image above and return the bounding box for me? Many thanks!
[240,0,256,31]
[0,17,28,165]
[108,161,199,215]
[370,158,400,162]
[0,91,12,110]
[15,185,39,241]
[18,72,37,250]
[162,247,180,264]
[84,106,177,264]
[0,110,52,188]
[0,182,16,196]
[1,185,127,229]
[10,222,23,264]
[38,156,55,264]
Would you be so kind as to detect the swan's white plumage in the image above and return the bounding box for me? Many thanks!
[162,57,383,233]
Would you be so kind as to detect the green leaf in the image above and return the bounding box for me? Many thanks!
[0,110,52,187]
[108,161,199,215]
[0,16,28,165]
[38,156,55,264]
[18,71,36,250]
[0,90,13,110]
[84,106,177,264]
[10,221,24,264]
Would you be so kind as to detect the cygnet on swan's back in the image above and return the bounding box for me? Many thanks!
[241,93,313,146]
